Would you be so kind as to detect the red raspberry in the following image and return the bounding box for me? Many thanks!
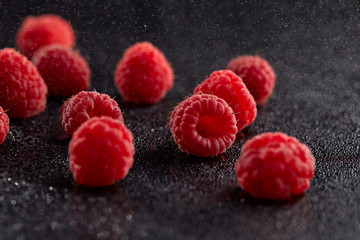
[235,132,315,200]
[0,48,48,118]
[16,14,75,57]
[59,91,124,136]
[69,116,134,187]
[0,107,9,144]
[114,42,174,104]
[32,44,91,96]
[227,56,276,105]
[194,70,257,131]
[170,94,237,157]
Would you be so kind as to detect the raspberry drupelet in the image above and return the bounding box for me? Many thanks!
[0,48,48,118]
[16,14,75,57]
[235,132,315,200]
[170,94,237,157]
[69,116,135,187]
[227,55,276,105]
[0,107,9,145]
[194,70,257,131]
[114,42,174,104]
[59,91,124,136]
[32,44,91,96]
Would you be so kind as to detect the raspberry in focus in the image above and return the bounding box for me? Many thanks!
[114,42,174,104]
[0,48,48,118]
[170,94,237,157]
[32,44,91,96]
[0,107,9,145]
[69,116,134,187]
[60,91,124,136]
[235,132,315,200]
[16,14,75,57]
[194,70,257,131]
[227,55,276,105]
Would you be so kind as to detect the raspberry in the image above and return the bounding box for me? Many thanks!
[69,116,134,187]
[170,94,237,157]
[227,56,276,105]
[0,48,48,118]
[32,44,91,96]
[0,107,9,145]
[114,42,174,104]
[16,14,75,57]
[194,70,257,131]
[235,132,315,200]
[59,91,124,136]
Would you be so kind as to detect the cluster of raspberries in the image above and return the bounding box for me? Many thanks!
[1,15,173,119]
[59,91,134,187]
[0,14,315,200]
[0,14,174,187]
[170,64,273,157]
[170,54,315,200]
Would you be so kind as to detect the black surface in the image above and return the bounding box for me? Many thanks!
[1,1,360,239]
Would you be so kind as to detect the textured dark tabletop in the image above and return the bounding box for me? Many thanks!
[1,1,360,239]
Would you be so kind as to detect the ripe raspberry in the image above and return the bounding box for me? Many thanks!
[0,48,48,118]
[69,116,134,187]
[194,70,257,131]
[114,42,174,104]
[227,56,276,105]
[60,91,124,136]
[170,94,237,157]
[235,132,315,200]
[32,44,91,96]
[0,107,9,144]
[16,14,75,57]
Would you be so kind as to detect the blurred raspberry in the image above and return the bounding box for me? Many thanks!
[227,55,276,105]
[114,42,174,104]
[0,48,48,118]
[0,106,9,144]
[235,132,315,200]
[194,70,257,131]
[60,91,124,136]
[170,94,237,157]
[16,14,75,57]
[32,44,91,96]
[69,116,134,187]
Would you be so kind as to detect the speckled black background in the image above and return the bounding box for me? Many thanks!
[1,0,360,239]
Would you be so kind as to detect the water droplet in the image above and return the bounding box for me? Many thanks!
[275,221,282,229]
[99,216,107,223]
[13,223,22,230]
[97,231,109,239]
[51,221,58,230]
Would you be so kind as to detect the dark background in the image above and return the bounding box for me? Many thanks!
[1,0,360,239]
